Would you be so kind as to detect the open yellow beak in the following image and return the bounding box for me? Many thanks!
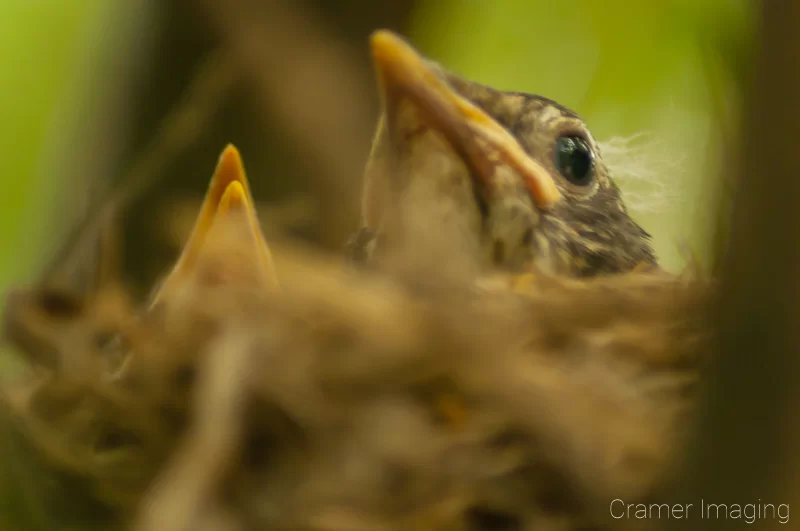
[150,145,278,307]
[369,30,561,211]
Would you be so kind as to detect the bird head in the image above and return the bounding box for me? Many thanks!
[355,30,656,277]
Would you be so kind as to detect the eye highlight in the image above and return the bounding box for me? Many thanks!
[554,136,595,186]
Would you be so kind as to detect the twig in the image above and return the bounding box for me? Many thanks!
[665,3,800,530]
[133,329,253,531]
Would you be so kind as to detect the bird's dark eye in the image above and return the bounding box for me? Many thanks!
[554,136,595,186]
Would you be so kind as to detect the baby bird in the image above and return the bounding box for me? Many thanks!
[350,31,656,278]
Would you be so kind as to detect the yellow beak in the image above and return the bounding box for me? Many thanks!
[150,145,278,306]
[369,30,561,210]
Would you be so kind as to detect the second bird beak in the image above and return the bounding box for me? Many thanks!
[150,145,278,307]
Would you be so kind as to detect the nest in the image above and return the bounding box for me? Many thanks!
[0,219,711,531]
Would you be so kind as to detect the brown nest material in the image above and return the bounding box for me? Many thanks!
[0,207,710,530]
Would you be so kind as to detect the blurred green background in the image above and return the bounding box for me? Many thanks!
[0,0,752,313]
[0,1,111,289]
